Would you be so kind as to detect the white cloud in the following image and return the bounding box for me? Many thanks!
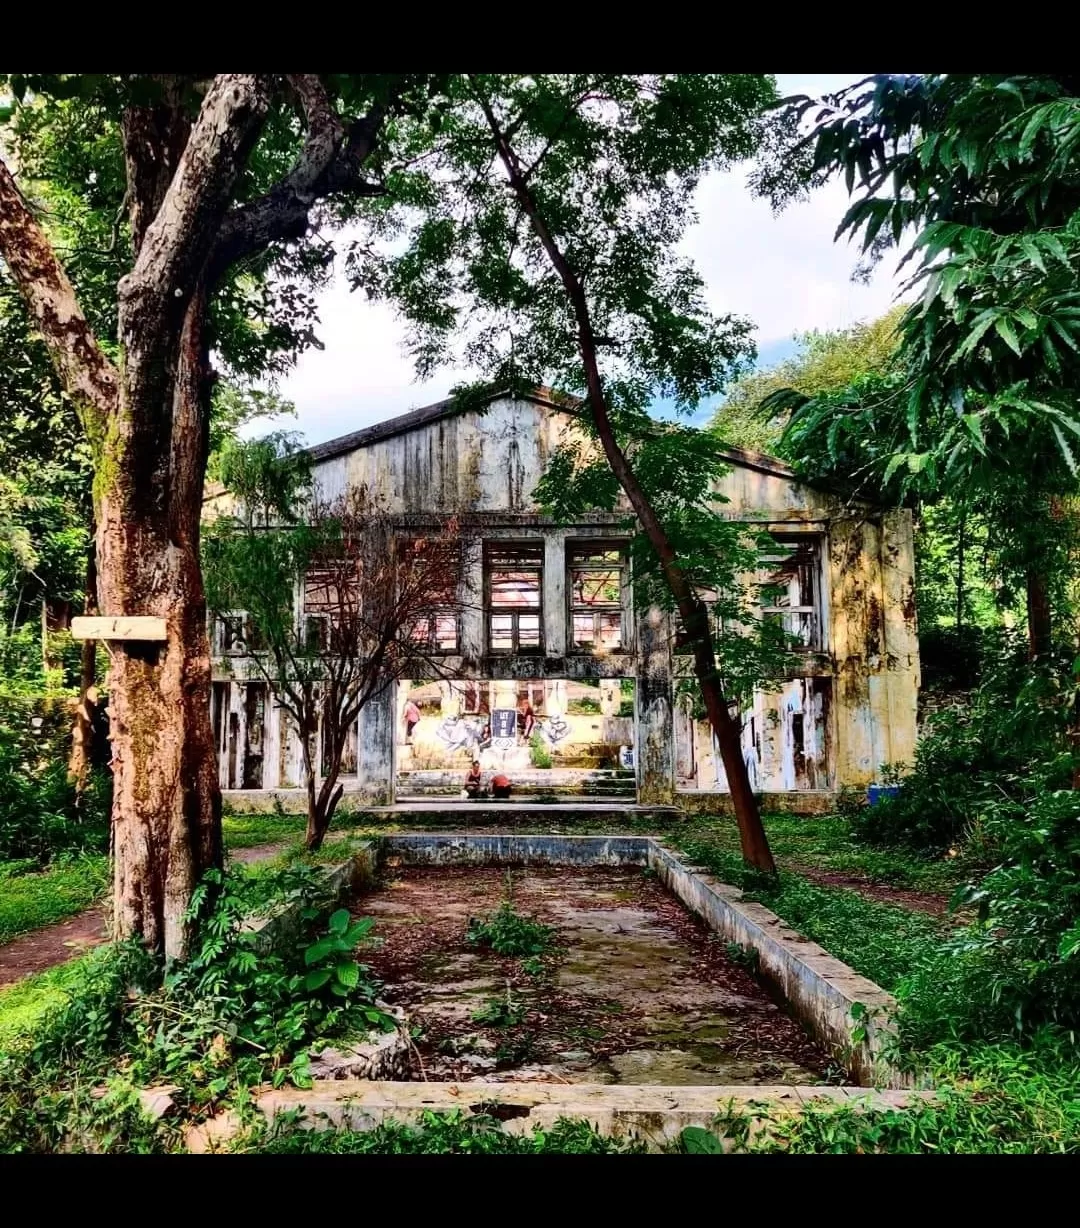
[265,72,909,446]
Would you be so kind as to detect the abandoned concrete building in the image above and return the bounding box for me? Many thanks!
[203,388,920,812]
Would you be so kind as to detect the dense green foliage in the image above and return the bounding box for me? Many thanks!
[0,695,110,865]
[0,862,389,1152]
[767,75,1080,652]
[854,632,1075,855]
[711,306,905,453]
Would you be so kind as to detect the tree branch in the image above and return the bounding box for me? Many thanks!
[121,76,195,255]
[0,157,120,432]
[212,78,386,275]
[123,74,271,316]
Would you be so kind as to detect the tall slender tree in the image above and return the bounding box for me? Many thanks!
[381,75,787,871]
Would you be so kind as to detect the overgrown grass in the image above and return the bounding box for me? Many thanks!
[678,838,947,993]
[220,810,305,850]
[0,855,109,946]
[683,813,969,895]
[0,812,306,951]
[0,956,89,1047]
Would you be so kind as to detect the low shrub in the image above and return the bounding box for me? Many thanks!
[0,703,111,864]
[852,630,1074,856]
[248,1108,644,1154]
[528,732,553,769]
[465,900,554,957]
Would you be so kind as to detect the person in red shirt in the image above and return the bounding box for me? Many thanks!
[491,772,511,800]
[517,698,535,740]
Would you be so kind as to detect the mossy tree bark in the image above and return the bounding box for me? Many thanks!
[0,74,390,958]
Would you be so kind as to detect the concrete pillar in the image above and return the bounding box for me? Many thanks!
[543,532,566,657]
[599,679,619,716]
[460,535,484,662]
[263,698,282,789]
[634,605,675,804]
[548,680,567,715]
[356,684,395,805]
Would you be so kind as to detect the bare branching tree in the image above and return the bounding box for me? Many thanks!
[204,436,462,849]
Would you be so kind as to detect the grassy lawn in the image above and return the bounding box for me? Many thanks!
[0,956,89,1047]
[676,836,947,991]
[676,812,971,895]
[0,811,307,952]
[220,810,306,850]
[0,857,109,947]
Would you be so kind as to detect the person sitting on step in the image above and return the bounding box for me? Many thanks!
[490,772,511,800]
[464,760,484,799]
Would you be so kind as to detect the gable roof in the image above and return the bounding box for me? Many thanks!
[303,385,802,483]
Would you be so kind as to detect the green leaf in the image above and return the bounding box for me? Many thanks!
[304,938,335,966]
[329,908,351,935]
[993,315,1023,357]
[335,961,360,988]
[343,917,375,945]
[680,1126,724,1154]
[304,968,332,991]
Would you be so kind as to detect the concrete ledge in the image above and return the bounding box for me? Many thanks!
[186,1079,935,1153]
[647,842,899,1086]
[243,841,377,954]
[380,833,650,867]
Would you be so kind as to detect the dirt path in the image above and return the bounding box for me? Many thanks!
[0,840,291,988]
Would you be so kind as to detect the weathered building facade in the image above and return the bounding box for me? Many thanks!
[203,389,920,810]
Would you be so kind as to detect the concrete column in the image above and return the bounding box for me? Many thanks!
[634,605,675,804]
[356,684,395,805]
[543,532,567,657]
[263,698,282,789]
[460,535,485,662]
[599,680,619,716]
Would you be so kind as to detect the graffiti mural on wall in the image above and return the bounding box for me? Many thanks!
[537,714,571,746]
[434,715,490,755]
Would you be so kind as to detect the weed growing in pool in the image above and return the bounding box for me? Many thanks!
[465,902,554,957]
[725,942,761,974]
[472,985,527,1028]
[465,873,556,957]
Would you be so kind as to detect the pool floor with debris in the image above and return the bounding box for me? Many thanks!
[351,864,834,1086]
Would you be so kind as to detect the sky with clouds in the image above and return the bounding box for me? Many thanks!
[263,74,908,445]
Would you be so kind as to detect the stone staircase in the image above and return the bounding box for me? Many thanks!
[396,767,636,802]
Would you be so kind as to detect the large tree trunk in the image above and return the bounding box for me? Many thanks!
[103,282,223,959]
[1,74,390,955]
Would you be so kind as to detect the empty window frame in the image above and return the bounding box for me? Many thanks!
[568,545,625,652]
[214,611,253,656]
[485,543,543,653]
[399,538,461,653]
[758,534,823,651]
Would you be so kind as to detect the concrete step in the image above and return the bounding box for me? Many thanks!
[396,782,636,799]
[375,801,680,826]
